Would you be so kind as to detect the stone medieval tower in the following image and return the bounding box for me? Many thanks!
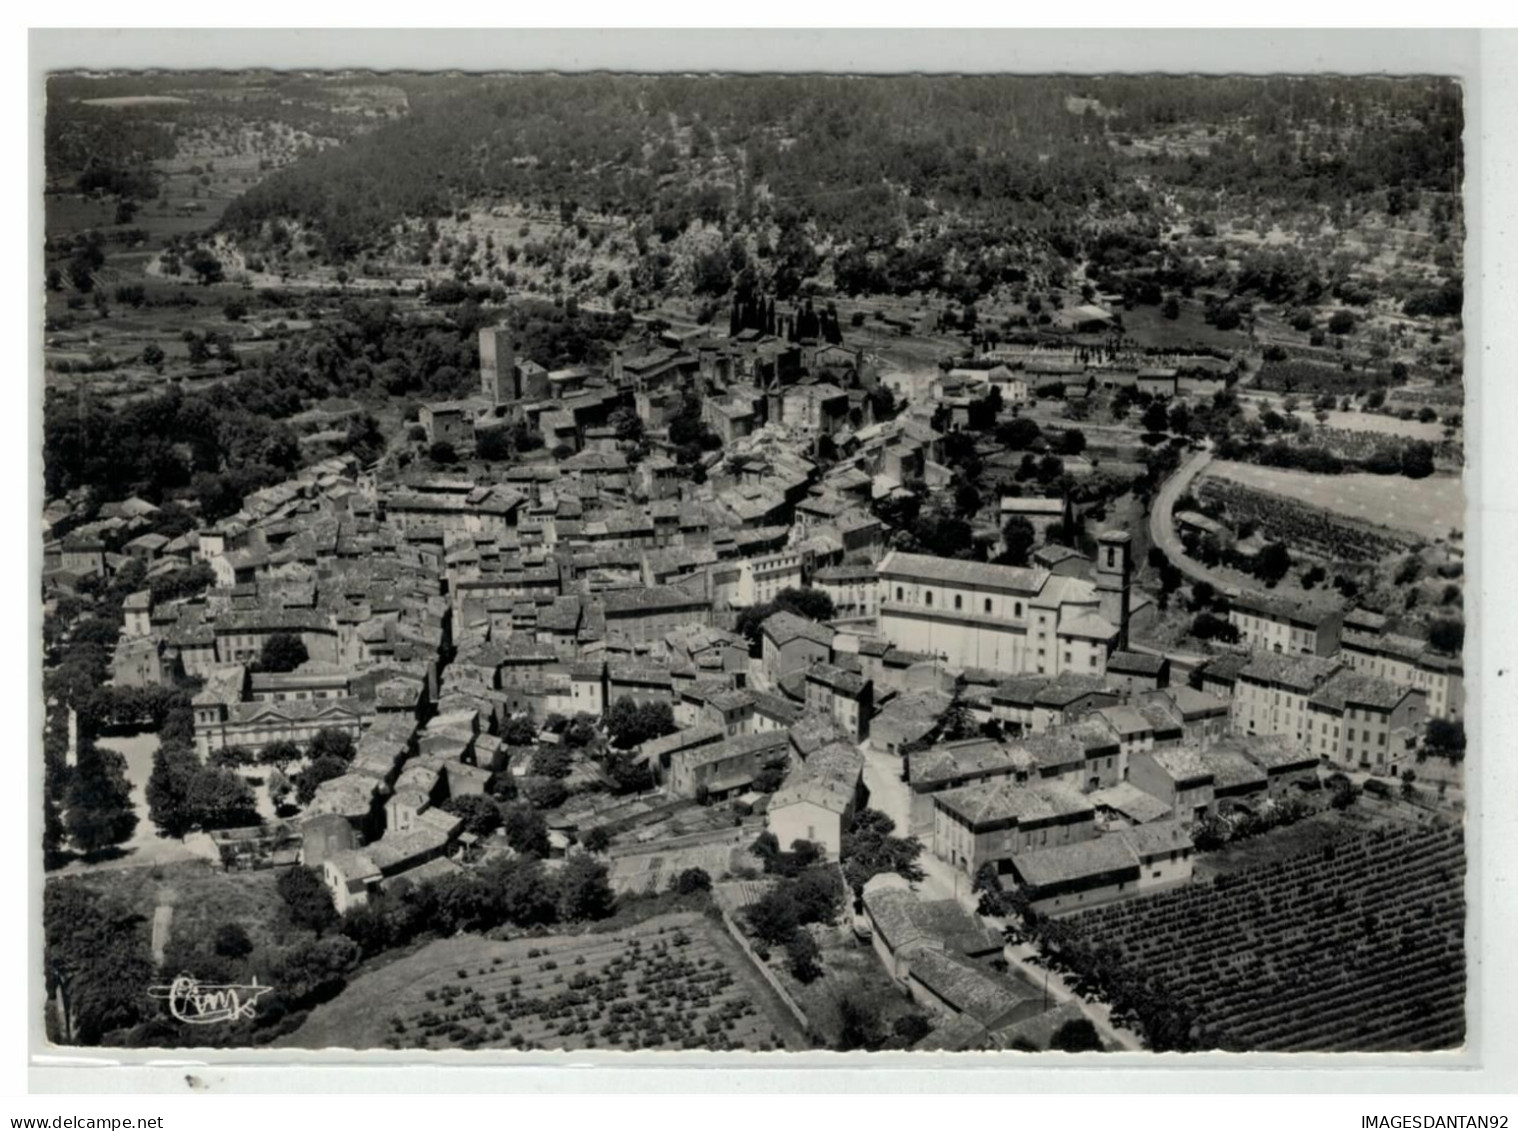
[479,324,516,405]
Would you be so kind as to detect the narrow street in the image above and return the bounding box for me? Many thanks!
[860,739,1147,1051]
[862,741,970,904]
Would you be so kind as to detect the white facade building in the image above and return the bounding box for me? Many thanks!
[875,533,1131,678]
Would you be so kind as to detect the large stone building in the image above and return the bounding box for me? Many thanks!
[876,532,1132,678]
[600,584,713,645]
[1230,653,1344,746]
[731,547,807,608]
[1007,821,1195,916]
[1339,622,1464,721]
[1227,591,1343,658]
[931,779,1096,876]
[812,563,879,619]
[1305,669,1426,770]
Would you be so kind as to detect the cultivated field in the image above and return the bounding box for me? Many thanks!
[1288,408,1451,443]
[1206,460,1464,541]
[606,842,759,895]
[1066,824,1466,1052]
[285,911,807,1052]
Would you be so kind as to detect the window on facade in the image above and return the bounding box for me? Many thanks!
[955,595,963,610]
[1015,602,1023,617]
[896,587,903,601]
[925,591,933,607]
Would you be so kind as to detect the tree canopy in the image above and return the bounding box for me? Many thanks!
[258,632,309,674]
[605,697,677,749]
[734,586,836,645]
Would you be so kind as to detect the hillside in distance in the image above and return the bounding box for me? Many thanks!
[214,73,1464,307]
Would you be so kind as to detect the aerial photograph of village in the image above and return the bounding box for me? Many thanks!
[39,70,1466,1056]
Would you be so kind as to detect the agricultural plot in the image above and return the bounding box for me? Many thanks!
[286,912,805,1052]
[1255,359,1385,398]
[1064,824,1465,1052]
[1286,408,1449,443]
[1206,460,1463,542]
[606,843,758,895]
[1117,301,1253,353]
[1197,477,1420,564]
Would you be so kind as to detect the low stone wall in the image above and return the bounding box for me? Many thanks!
[717,909,812,1036]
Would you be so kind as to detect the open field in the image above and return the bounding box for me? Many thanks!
[1205,460,1463,541]
[284,911,808,1052]
[1238,393,1455,442]
[1292,408,1451,442]
[60,858,304,956]
[1117,301,1254,353]
[46,191,235,249]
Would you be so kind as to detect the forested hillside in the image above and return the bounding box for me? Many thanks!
[218,73,1463,303]
[45,71,402,201]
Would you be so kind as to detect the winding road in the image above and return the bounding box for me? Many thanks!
[1146,448,1237,591]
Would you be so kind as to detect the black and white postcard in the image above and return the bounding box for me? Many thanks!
[31,30,1484,1078]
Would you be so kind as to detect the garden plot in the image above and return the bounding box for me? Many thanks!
[286,912,805,1052]
[606,843,759,894]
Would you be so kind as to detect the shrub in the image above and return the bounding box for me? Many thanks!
[1049,1018,1105,1052]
